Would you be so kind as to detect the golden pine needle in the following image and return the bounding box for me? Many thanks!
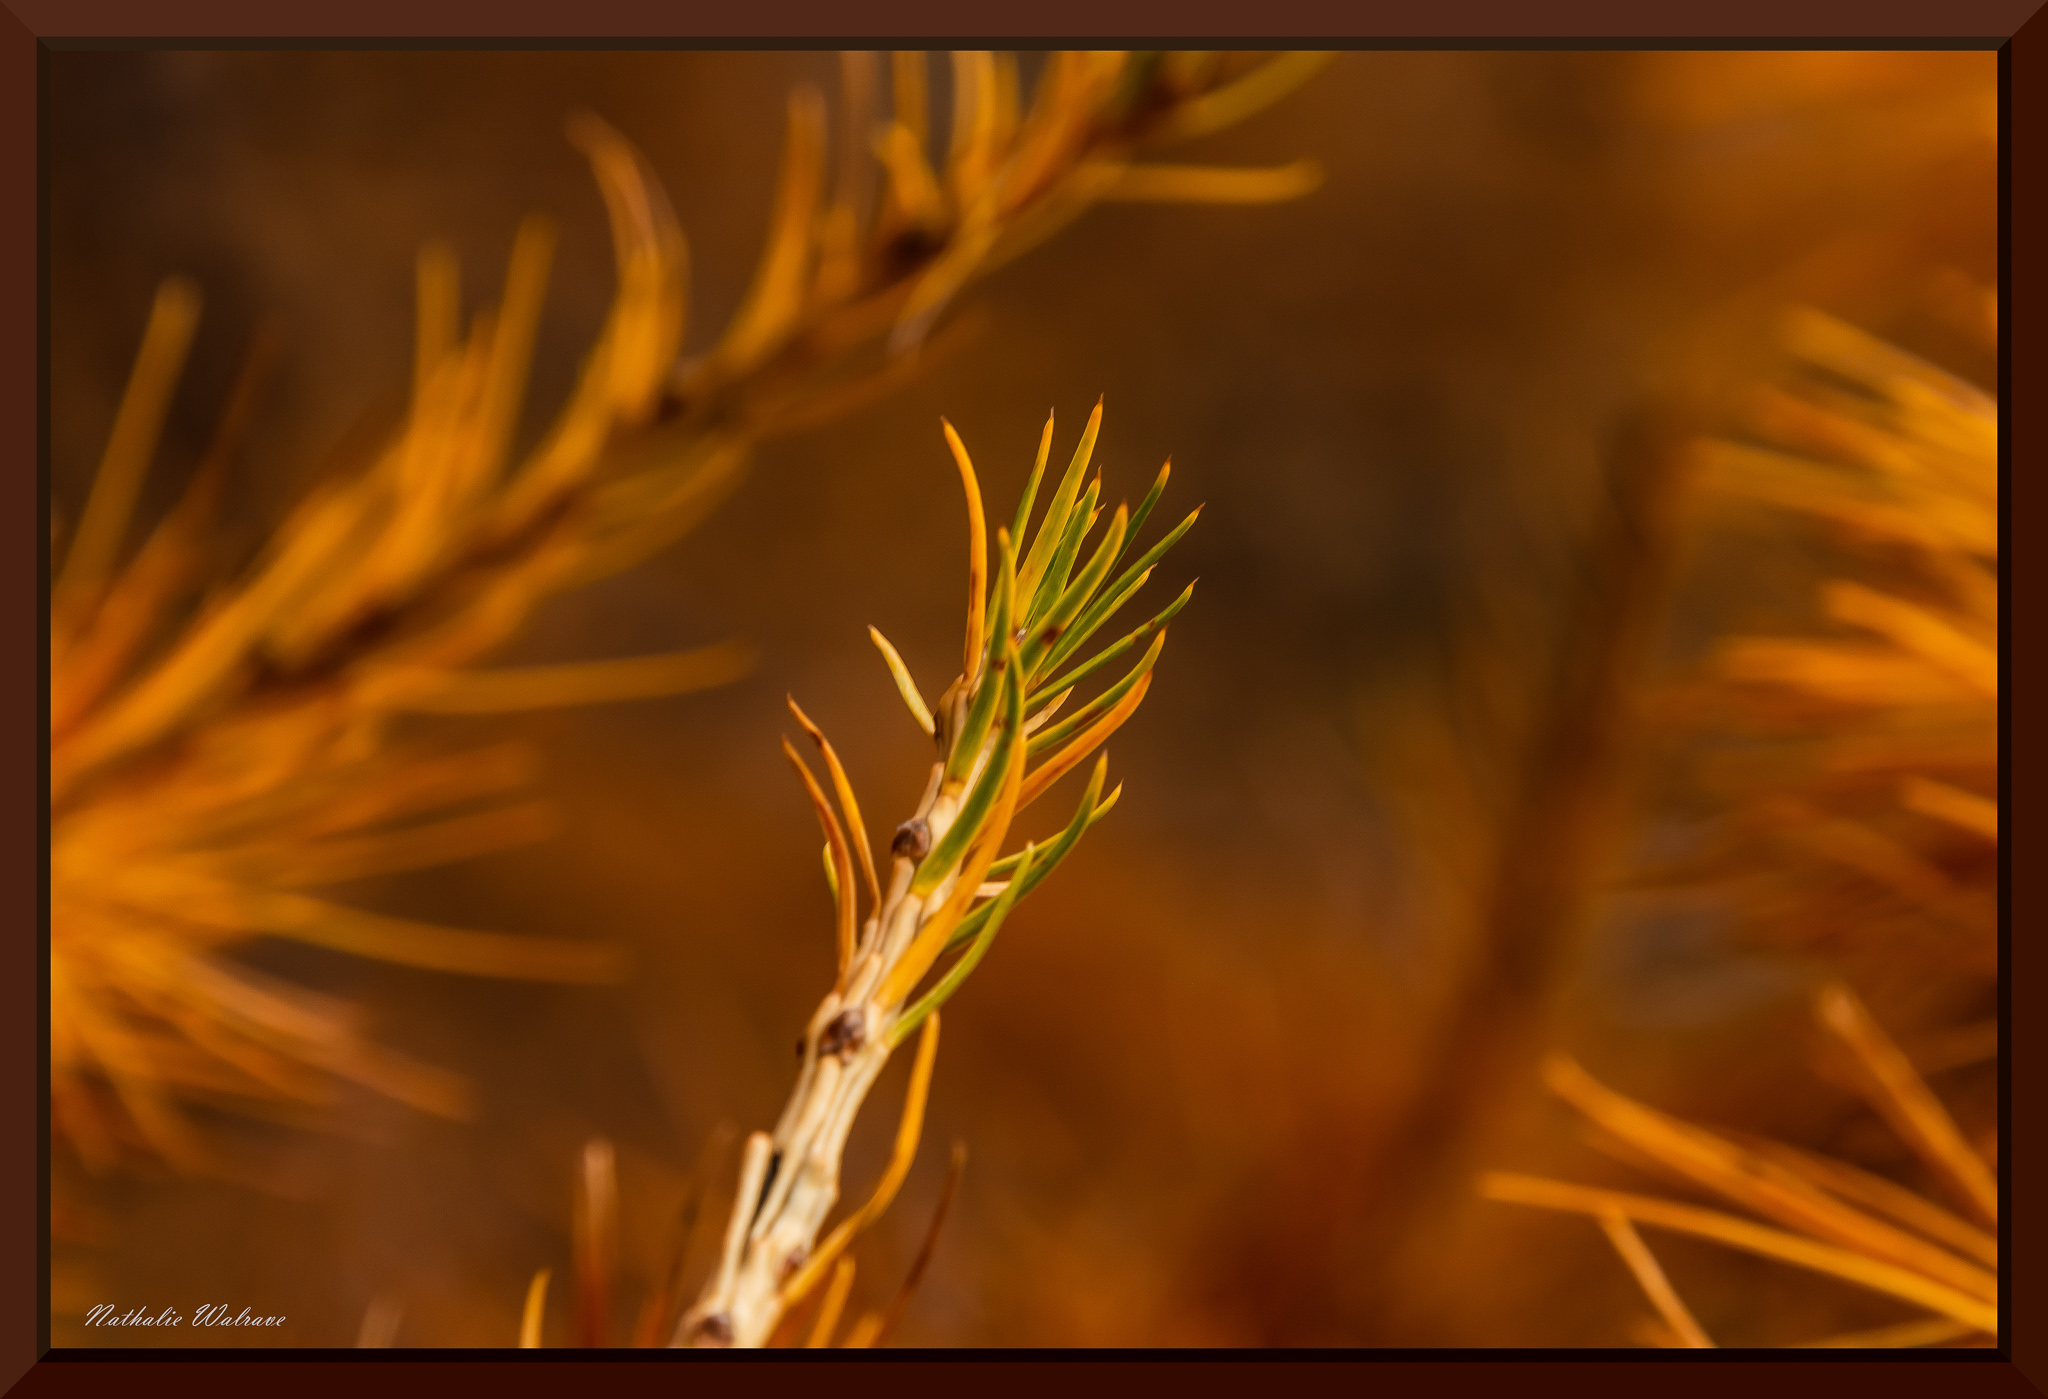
[1714,638,1976,707]
[841,1312,885,1349]
[1734,1134,1995,1268]
[520,1269,551,1348]
[1009,410,1055,545]
[804,1258,857,1348]
[872,121,947,233]
[1101,159,1325,203]
[378,644,757,714]
[1823,582,1996,699]
[1761,803,1991,938]
[245,801,558,888]
[469,218,557,494]
[890,51,928,149]
[788,695,881,913]
[1900,776,1998,840]
[869,625,936,736]
[271,743,538,842]
[1692,441,1975,555]
[711,87,824,373]
[356,1296,402,1348]
[1478,1172,1996,1334]
[854,1138,967,1349]
[948,51,999,203]
[994,53,1097,205]
[1543,1055,1995,1302]
[988,52,1020,174]
[1816,984,1997,1226]
[52,324,271,738]
[574,1138,619,1348]
[1795,1317,1978,1349]
[1492,986,2000,1344]
[943,418,990,689]
[1779,307,1994,427]
[58,278,203,599]
[564,113,690,422]
[1016,396,1102,608]
[832,52,879,235]
[1626,1318,1689,1350]
[1028,630,1164,753]
[53,489,369,795]
[1147,50,1336,141]
[1024,687,1074,734]
[1596,1207,1713,1348]
[782,737,858,981]
[166,885,623,983]
[1018,670,1152,811]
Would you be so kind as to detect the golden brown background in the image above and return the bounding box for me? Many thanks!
[48,49,1997,1347]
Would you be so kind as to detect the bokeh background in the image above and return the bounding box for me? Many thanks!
[47,49,1997,1347]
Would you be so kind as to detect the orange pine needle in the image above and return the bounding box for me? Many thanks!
[1596,1207,1713,1348]
[520,1269,550,1348]
[1018,669,1152,810]
[943,418,989,689]
[781,736,858,981]
[1816,984,1998,1227]
[788,696,881,912]
[804,1258,857,1348]
[573,1139,619,1348]
[1479,1172,1996,1335]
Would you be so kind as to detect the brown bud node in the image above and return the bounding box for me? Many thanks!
[689,1312,734,1347]
[892,817,931,859]
[818,1008,867,1059]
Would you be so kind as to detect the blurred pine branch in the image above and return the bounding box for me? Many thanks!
[47,51,1324,1185]
[1479,290,1998,1346]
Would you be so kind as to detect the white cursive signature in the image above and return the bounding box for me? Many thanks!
[83,1304,286,1328]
